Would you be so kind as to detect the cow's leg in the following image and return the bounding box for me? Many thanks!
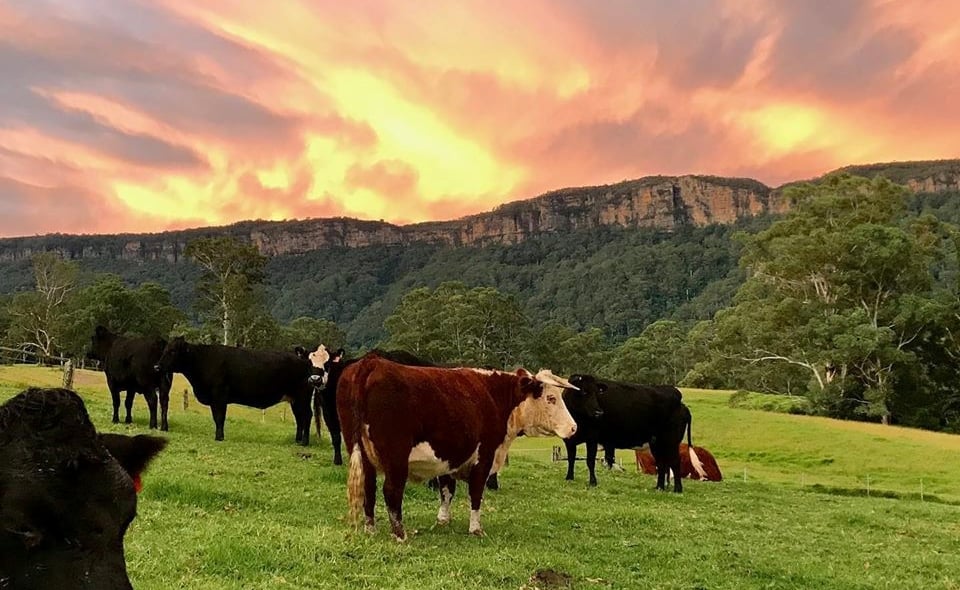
[292,396,311,446]
[362,453,377,533]
[604,446,616,469]
[158,381,170,432]
[144,390,159,430]
[436,474,456,526]
[330,428,343,466]
[485,473,499,490]
[564,439,577,481]
[382,464,409,541]
[123,390,135,424]
[467,464,490,536]
[210,401,227,441]
[313,388,323,441]
[322,390,342,465]
[586,440,599,487]
[109,382,122,424]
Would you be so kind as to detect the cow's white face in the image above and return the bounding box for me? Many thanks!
[516,369,578,439]
[308,345,331,388]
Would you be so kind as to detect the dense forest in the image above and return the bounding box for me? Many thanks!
[4,167,960,433]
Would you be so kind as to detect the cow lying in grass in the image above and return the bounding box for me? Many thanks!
[635,443,723,482]
[0,387,166,589]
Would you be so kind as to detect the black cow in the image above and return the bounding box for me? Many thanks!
[154,337,320,445]
[0,387,166,590]
[87,325,174,431]
[563,374,690,492]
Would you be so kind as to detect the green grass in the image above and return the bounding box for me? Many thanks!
[3,366,960,589]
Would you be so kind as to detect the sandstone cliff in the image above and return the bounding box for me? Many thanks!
[0,159,956,262]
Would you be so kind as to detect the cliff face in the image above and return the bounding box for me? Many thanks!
[0,160,956,262]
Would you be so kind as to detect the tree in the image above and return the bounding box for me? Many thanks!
[185,237,266,346]
[606,320,690,384]
[708,174,944,424]
[279,317,347,352]
[527,322,608,376]
[4,253,78,357]
[384,282,530,367]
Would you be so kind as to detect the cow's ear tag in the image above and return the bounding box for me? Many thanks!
[132,474,143,494]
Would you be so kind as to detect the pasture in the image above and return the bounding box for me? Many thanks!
[2,365,959,589]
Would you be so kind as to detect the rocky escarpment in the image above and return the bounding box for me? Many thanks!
[0,159,956,262]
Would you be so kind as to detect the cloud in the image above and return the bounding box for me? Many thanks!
[0,0,956,237]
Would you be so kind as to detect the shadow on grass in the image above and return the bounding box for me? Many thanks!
[805,483,960,506]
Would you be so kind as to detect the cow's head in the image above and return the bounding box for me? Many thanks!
[304,344,331,388]
[513,368,578,439]
[563,374,606,425]
[0,388,166,590]
[154,336,189,374]
[86,325,116,362]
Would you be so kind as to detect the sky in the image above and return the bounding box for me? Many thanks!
[0,0,958,237]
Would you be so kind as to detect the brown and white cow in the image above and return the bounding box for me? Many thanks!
[635,443,723,482]
[337,354,578,541]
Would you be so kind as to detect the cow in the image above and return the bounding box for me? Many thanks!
[563,375,690,492]
[86,325,174,431]
[0,387,166,589]
[154,337,321,445]
[338,354,579,541]
[635,442,723,482]
[306,347,437,466]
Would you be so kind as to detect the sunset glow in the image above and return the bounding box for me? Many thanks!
[1,0,958,236]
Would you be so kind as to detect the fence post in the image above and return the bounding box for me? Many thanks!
[866,475,871,497]
[920,479,924,502]
[61,359,75,389]
[743,467,747,483]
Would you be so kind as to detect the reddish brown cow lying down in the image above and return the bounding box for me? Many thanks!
[635,443,722,482]
[0,388,166,589]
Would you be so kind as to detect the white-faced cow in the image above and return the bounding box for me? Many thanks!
[86,326,174,431]
[0,388,166,590]
[338,353,578,541]
[154,337,321,445]
[563,375,690,492]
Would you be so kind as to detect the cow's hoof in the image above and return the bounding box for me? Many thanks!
[565,475,574,481]
[436,516,451,527]
[112,417,120,424]
[333,457,343,466]
[161,425,169,432]
[589,480,598,487]
[124,418,133,425]
[469,527,485,538]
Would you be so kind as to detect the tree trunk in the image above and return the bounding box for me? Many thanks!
[881,412,891,426]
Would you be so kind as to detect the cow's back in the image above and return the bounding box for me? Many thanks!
[194,346,312,406]
[595,383,683,448]
[339,357,507,479]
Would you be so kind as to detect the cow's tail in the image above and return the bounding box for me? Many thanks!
[347,440,364,525]
[684,405,693,447]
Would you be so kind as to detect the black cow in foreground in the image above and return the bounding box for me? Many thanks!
[154,337,321,445]
[563,374,690,492]
[0,388,166,589]
[87,326,174,431]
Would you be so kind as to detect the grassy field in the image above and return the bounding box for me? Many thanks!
[2,365,959,589]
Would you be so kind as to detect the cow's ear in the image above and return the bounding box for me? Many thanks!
[519,376,543,399]
[100,434,167,486]
[294,346,307,358]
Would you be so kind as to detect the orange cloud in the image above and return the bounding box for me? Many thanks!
[0,0,957,237]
